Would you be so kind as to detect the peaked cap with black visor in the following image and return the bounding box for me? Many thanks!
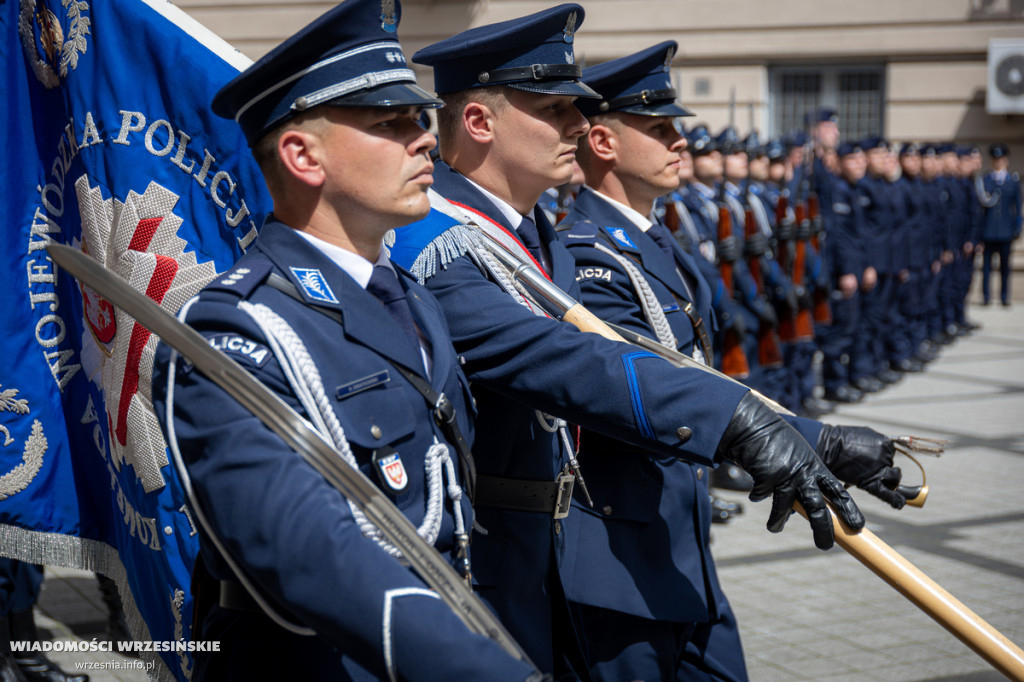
[212,0,443,147]
[575,41,693,119]
[411,3,600,100]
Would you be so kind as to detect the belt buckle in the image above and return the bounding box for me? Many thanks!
[553,472,575,519]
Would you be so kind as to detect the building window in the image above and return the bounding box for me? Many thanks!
[770,66,885,141]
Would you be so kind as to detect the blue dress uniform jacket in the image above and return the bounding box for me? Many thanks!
[397,161,752,672]
[150,220,534,682]
[553,188,820,680]
[981,171,1023,242]
[555,187,723,622]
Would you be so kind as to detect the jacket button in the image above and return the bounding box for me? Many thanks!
[676,426,692,443]
[696,467,704,481]
[602,505,613,516]
[370,425,382,439]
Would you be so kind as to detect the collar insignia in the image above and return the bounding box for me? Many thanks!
[290,267,339,304]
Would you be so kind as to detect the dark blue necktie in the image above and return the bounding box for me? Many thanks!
[366,264,420,353]
[517,214,545,267]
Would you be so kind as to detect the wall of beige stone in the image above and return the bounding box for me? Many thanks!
[178,0,1023,160]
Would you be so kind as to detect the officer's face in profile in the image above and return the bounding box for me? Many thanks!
[315,106,437,229]
[693,151,722,182]
[815,121,840,150]
[768,160,786,183]
[901,153,921,177]
[609,113,687,197]
[723,152,748,181]
[839,151,865,182]
[921,155,939,179]
[866,148,888,176]
[678,149,694,183]
[748,155,769,181]
[494,89,590,192]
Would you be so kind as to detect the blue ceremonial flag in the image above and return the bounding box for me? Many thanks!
[0,0,270,678]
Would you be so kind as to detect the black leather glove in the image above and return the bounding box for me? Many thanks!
[775,218,796,242]
[717,393,864,549]
[755,299,778,329]
[743,231,770,258]
[783,287,800,315]
[717,235,740,263]
[816,425,905,509]
[721,310,747,341]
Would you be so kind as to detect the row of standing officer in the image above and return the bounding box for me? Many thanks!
[816,129,1003,403]
[663,124,834,419]
[153,1,920,681]
[659,113,1007,414]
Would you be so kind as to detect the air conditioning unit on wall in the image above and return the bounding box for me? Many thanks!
[988,39,1024,115]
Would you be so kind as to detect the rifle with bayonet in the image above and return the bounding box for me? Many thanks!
[797,128,833,325]
[774,190,815,341]
[716,183,751,379]
[742,191,784,367]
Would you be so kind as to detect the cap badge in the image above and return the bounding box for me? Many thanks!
[380,0,397,32]
[563,11,577,43]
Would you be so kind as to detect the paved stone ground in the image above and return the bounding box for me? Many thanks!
[713,292,1024,681]
[25,272,1024,681]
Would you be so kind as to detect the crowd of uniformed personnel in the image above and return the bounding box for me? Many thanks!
[127,1,1024,681]
[546,114,1020,420]
[544,116,1020,522]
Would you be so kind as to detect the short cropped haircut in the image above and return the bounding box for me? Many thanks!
[434,86,509,149]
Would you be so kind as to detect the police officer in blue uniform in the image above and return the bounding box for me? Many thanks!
[553,44,752,679]
[895,143,938,364]
[398,12,905,676]
[149,2,542,680]
[820,142,871,404]
[852,137,905,391]
[676,125,753,377]
[552,45,913,682]
[979,143,1022,307]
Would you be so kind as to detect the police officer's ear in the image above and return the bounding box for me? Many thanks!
[277,121,328,189]
[462,100,498,145]
[586,121,618,163]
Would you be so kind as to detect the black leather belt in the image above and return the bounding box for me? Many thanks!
[475,473,575,519]
[219,581,262,614]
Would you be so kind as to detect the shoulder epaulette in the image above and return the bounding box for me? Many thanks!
[203,258,273,300]
[556,219,601,247]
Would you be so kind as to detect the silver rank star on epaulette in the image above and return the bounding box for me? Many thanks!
[219,268,251,287]
[563,11,577,43]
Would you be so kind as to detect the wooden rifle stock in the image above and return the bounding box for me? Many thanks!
[775,195,798,342]
[804,193,833,324]
[662,197,681,234]
[717,203,750,379]
[778,195,815,341]
[742,206,783,368]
